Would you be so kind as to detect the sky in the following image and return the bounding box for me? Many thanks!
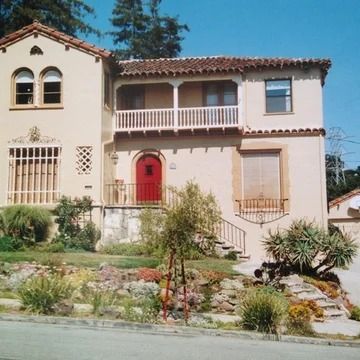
[84,0,360,168]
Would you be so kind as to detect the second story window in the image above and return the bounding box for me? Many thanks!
[42,69,62,104]
[204,81,237,107]
[265,79,292,113]
[15,70,34,105]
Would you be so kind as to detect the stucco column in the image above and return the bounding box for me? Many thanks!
[169,80,183,131]
[232,76,243,129]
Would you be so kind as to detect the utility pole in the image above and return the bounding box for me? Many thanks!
[326,127,347,186]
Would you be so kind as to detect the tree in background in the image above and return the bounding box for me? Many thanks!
[326,154,360,202]
[0,0,100,38]
[110,0,189,59]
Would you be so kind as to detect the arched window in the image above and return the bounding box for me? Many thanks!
[42,69,62,104]
[15,70,34,105]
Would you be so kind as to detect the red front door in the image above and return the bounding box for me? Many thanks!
[136,155,162,203]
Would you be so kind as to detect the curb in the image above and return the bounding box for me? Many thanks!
[0,313,359,348]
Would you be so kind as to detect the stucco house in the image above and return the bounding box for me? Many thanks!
[329,189,360,241]
[0,21,331,259]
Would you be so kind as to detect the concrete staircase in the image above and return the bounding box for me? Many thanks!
[280,275,348,320]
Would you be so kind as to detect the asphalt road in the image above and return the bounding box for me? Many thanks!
[0,321,359,360]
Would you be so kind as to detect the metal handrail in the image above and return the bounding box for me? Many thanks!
[105,182,246,253]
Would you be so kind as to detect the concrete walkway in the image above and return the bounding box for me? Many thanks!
[336,254,360,306]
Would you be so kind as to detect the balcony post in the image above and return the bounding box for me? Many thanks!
[169,80,183,131]
[232,76,243,129]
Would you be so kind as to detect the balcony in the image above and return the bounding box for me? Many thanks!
[114,105,240,134]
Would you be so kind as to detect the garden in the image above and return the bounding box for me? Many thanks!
[0,183,360,339]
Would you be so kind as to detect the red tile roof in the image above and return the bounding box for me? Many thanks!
[329,188,360,208]
[118,56,331,81]
[0,20,112,59]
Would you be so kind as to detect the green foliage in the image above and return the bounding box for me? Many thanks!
[110,0,189,59]
[138,208,166,256]
[38,242,65,253]
[224,251,238,261]
[286,303,315,336]
[350,306,360,321]
[263,219,358,274]
[19,275,73,314]
[326,154,360,202]
[0,0,100,38]
[54,196,100,251]
[121,295,161,323]
[0,236,24,252]
[101,243,148,256]
[0,205,52,245]
[238,287,288,334]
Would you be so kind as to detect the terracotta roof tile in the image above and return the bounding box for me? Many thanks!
[0,20,112,58]
[329,188,360,208]
[118,56,331,82]
[243,128,326,136]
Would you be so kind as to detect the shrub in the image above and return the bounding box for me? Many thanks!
[224,251,238,261]
[19,275,73,314]
[350,306,360,321]
[123,280,160,298]
[263,219,358,275]
[1,205,52,244]
[121,295,161,323]
[0,236,24,252]
[101,243,147,256]
[54,196,100,251]
[287,303,315,336]
[201,270,228,285]
[137,268,162,282]
[303,276,339,299]
[38,242,65,253]
[238,287,288,334]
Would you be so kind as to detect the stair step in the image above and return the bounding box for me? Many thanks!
[324,309,347,319]
[316,300,338,309]
[221,245,235,250]
[297,292,327,301]
[291,287,313,294]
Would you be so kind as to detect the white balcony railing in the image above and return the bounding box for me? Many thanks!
[114,106,239,132]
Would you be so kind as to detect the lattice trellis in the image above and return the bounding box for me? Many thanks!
[76,146,93,175]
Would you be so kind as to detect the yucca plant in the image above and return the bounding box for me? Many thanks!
[263,219,358,275]
[19,275,73,314]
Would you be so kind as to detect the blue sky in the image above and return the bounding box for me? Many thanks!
[85,0,360,168]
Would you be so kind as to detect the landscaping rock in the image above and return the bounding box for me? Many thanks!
[54,299,74,316]
[0,298,22,310]
[219,301,235,312]
[73,303,93,314]
[220,279,244,291]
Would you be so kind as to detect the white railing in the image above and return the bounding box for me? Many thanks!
[115,108,174,131]
[114,106,239,132]
[178,106,238,129]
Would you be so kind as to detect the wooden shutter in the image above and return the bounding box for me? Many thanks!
[242,152,280,199]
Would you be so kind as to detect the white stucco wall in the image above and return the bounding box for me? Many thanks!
[0,34,106,207]
[113,134,327,259]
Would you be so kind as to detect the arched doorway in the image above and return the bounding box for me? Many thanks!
[136,154,162,203]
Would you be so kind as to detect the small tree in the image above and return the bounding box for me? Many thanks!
[140,181,221,322]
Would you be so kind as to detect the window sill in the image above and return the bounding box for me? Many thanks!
[9,105,64,111]
[263,112,294,116]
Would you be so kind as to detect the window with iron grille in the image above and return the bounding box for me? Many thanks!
[76,146,93,175]
[7,146,61,204]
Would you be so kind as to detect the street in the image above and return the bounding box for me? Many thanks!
[0,321,359,360]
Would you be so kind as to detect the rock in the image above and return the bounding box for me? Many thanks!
[98,306,121,318]
[197,279,209,286]
[54,299,74,316]
[279,274,304,287]
[220,279,244,291]
[0,298,22,310]
[73,303,93,314]
[159,288,173,302]
[219,301,235,312]
[221,289,238,298]
[211,300,220,308]
[211,293,230,304]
